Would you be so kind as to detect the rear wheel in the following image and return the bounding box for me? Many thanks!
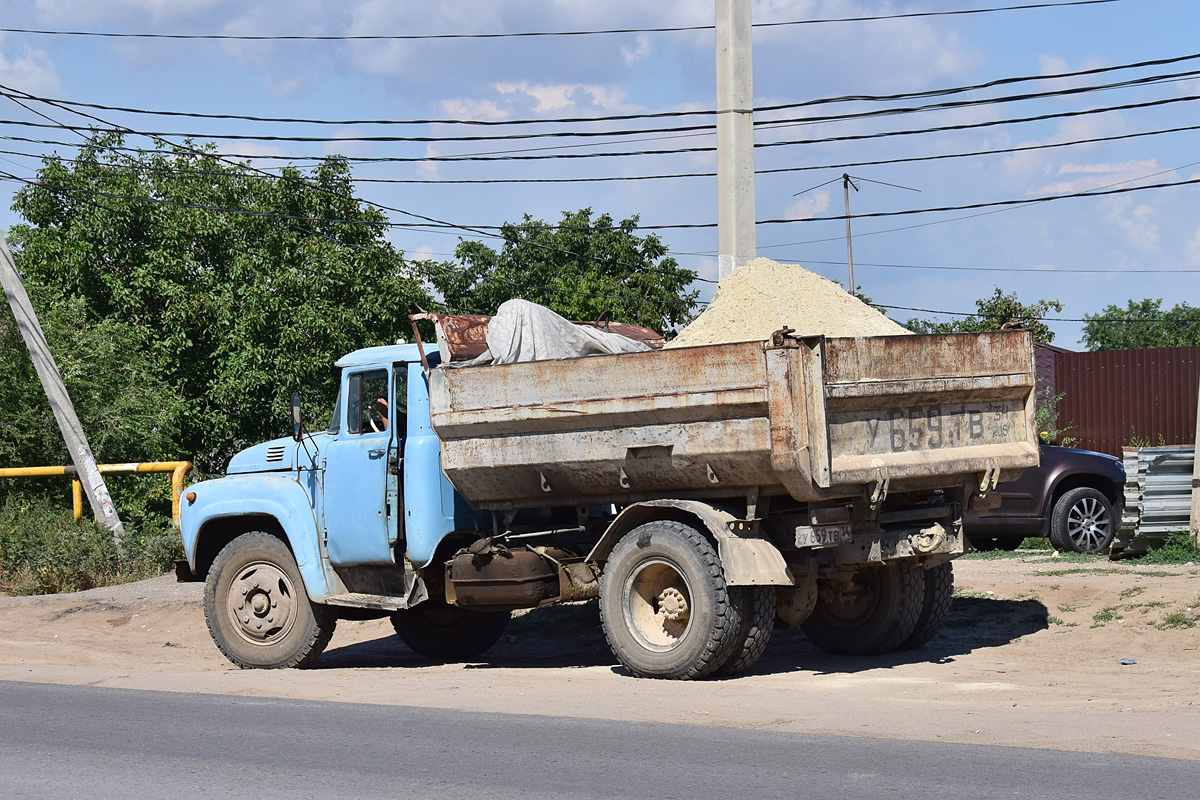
[802,562,923,656]
[203,531,336,669]
[715,586,775,677]
[600,520,740,680]
[1049,487,1116,554]
[390,597,509,662]
[899,562,954,650]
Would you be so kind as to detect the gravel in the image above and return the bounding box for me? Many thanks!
[667,258,911,348]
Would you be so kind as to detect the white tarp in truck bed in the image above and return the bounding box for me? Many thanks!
[449,299,652,367]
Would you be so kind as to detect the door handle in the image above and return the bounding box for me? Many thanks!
[368,449,386,457]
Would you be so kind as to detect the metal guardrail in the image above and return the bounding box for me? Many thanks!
[0,461,192,527]
[1112,446,1194,557]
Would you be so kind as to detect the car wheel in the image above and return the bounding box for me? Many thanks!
[1049,487,1116,554]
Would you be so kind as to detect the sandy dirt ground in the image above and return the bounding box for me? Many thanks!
[2,553,1199,760]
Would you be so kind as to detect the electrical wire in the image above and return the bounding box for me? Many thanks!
[1,87,704,290]
[0,2,1123,41]
[2,43,1188,132]
[8,116,1200,187]
[5,67,1195,151]
[7,88,1198,164]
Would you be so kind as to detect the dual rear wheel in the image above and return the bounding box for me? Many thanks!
[598,520,954,680]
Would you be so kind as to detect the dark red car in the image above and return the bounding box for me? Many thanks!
[965,444,1126,554]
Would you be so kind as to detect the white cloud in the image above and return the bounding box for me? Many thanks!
[785,190,831,220]
[494,81,629,113]
[1032,159,1165,195]
[0,34,62,96]
[36,0,227,25]
[1102,197,1159,250]
[440,98,508,120]
[417,144,439,180]
[622,34,652,65]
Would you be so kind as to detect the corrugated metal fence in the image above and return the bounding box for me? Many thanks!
[1051,346,1200,457]
[1111,445,1195,557]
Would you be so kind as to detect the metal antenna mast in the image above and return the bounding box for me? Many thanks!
[793,174,921,296]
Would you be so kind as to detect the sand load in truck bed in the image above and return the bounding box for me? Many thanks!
[667,258,911,348]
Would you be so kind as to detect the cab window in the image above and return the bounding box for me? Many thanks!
[347,370,389,434]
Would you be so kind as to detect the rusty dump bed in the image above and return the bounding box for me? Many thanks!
[427,331,1039,510]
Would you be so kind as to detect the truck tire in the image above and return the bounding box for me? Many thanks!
[390,598,509,662]
[600,520,741,680]
[203,531,337,669]
[715,586,775,677]
[1049,487,1116,554]
[801,562,923,656]
[899,562,954,650]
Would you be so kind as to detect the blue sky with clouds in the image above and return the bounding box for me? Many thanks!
[1,0,1197,347]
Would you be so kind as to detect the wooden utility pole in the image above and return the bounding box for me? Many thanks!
[715,0,756,280]
[0,230,124,541]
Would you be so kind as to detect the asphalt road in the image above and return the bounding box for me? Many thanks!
[0,680,1196,800]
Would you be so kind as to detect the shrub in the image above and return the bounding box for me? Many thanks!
[0,496,182,595]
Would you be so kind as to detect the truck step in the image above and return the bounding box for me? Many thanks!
[323,592,409,612]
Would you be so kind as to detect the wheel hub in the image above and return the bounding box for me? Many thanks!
[657,587,689,621]
[623,559,694,652]
[226,562,297,645]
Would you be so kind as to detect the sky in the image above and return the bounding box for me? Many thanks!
[0,0,1198,348]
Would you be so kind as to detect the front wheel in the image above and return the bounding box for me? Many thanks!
[390,598,509,662]
[1049,487,1116,554]
[203,531,336,669]
[600,521,740,680]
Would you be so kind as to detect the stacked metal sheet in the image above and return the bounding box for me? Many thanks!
[1110,445,1194,557]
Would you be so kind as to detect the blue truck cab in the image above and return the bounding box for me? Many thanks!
[180,343,494,669]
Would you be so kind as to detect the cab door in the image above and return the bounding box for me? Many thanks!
[323,367,394,565]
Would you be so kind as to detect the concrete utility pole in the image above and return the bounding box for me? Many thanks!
[0,230,125,541]
[715,0,756,280]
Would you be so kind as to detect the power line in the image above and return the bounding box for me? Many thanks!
[3,43,1188,134]
[1,88,702,292]
[8,116,1200,188]
[7,89,1198,164]
[0,3,1122,42]
[6,67,1194,152]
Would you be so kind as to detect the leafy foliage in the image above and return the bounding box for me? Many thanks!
[0,292,183,474]
[0,496,182,595]
[6,133,433,473]
[422,208,699,335]
[1081,298,1200,351]
[906,287,1063,344]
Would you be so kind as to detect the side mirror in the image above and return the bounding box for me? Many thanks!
[290,391,303,442]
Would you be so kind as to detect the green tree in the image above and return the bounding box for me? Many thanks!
[7,133,433,473]
[1081,298,1200,350]
[422,208,699,335]
[906,287,1064,344]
